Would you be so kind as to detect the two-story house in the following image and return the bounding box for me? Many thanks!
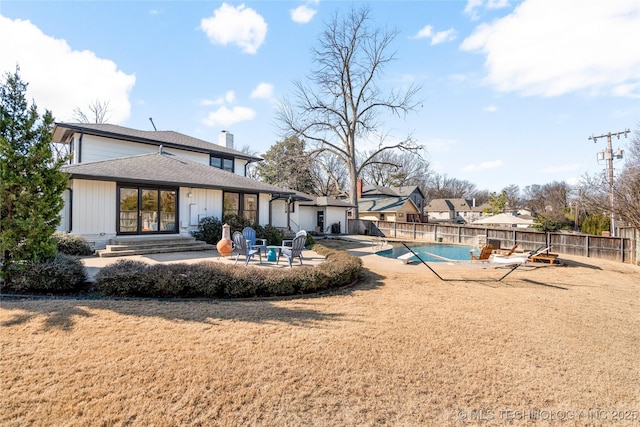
[53,123,300,249]
[353,180,425,223]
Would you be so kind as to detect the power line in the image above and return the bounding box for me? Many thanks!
[588,129,630,237]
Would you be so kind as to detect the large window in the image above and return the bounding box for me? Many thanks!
[118,186,177,234]
[224,192,258,224]
[210,155,234,172]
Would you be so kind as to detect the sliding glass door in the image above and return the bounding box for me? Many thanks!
[118,186,177,234]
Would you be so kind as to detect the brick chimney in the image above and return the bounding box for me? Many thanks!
[357,178,363,200]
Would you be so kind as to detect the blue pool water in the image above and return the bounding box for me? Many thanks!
[377,243,475,263]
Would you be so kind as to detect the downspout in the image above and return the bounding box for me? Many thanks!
[68,188,73,232]
[286,196,292,231]
[77,132,83,163]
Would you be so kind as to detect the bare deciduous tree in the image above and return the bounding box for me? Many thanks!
[424,173,477,200]
[277,6,422,217]
[581,123,640,232]
[72,99,111,124]
[310,151,348,197]
[360,148,431,188]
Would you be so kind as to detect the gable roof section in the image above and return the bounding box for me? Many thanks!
[61,152,291,194]
[361,184,398,197]
[271,190,354,207]
[361,184,423,198]
[426,199,454,211]
[426,198,485,212]
[52,123,262,162]
[358,196,419,213]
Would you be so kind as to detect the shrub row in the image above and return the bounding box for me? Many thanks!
[1,254,88,294]
[94,243,362,298]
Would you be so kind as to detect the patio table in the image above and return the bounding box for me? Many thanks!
[266,245,281,262]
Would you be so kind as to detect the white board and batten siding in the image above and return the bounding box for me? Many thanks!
[181,187,223,233]
[73,134,249,176]
[69,179,117,249]
[76,134,209,165]
[325,206,348,233]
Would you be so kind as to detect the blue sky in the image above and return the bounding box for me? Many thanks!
[1,0,638,192]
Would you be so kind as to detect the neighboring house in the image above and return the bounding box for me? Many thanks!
[357,197,422,223]
[353,180,425,223]
[425,198,487,224]
[361,183,426,216]
[53,123,299,249]
[270,191,354,235]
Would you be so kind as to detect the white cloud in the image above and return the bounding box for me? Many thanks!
[461,0,640,98]
[414,25,433,39]
[200,90,235,106]
[250,82,274,99]
[483,105,497,112]
[461,159,503,171]
[412,25,457,45]
[200,3,267,54]
[291,5,317,24]
[464,0,511,20]
[0,16,135,123]
[431,29,457,45]
[202,106,256,127]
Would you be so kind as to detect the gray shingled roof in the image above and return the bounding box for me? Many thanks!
[361,184,423,198]
[271,190,354,207]
[61,152,292,194]
[358,196,417,213]
[52,123,262,162]
[426,199,454,211]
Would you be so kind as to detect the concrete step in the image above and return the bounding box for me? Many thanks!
[96,236,214,257]
[97,244,215,257]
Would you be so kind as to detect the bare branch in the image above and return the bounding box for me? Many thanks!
[275,6,422,214]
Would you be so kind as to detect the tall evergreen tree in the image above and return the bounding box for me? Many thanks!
[0,68,68,281]
[256,136,314,193]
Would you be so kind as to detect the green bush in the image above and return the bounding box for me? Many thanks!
[255,224,284,246]
[2,254,87,294]
[192,216,223,245]
[192,215,273,245]
[54,232,94,256]
[581,213,610,236]
[223,214,254,234]
[305,233,315,247]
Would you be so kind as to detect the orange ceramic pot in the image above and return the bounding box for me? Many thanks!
[216,223,233,256]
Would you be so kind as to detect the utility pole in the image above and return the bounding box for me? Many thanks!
[589,129,629,237]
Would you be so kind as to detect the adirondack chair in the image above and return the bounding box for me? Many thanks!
[282,230,307,260]
[232,231,262,266]
[470,244,494,261]
[242,227,267,255]
[277,233,306,267]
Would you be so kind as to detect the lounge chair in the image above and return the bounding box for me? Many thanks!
[242,226,267,255]
[470,244,494,261]
[232,231,262,266]
[530,250,560,264]
[277,233,306,267]
[498,245,518,256]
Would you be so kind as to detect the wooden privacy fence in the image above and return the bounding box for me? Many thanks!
[348,220,637,264]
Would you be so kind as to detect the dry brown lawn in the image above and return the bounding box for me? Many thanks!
[1,240,639,426]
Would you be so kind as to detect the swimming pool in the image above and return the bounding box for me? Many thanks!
[377,242,475,263]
